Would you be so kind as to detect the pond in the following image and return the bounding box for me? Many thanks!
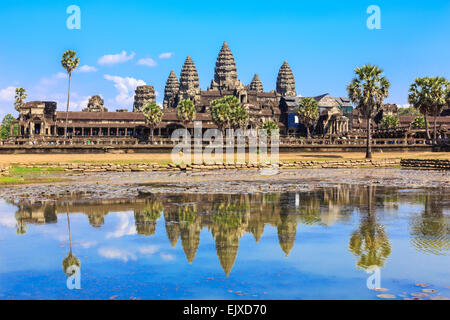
[0,186,449,300]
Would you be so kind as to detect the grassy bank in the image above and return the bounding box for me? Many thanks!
[0,165,68,186]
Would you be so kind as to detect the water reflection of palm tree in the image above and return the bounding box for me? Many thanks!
[62,212,80,276]
[410,193,449,255]
[348,186,391,270]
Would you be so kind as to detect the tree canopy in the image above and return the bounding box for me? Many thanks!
[297,97,319,138]
[347,64,390,158]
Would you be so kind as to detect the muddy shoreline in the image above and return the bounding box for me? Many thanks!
[1,168,449,202]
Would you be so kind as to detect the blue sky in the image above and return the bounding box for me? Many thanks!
[0,0,449,117]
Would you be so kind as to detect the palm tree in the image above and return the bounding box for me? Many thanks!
[142,102,163,143]
[408,77,448,143]
[428,77,448,144]
[348,186,392,270]
[261,121,279,138]
[14,88,27,112]
[210,96,234,135]
[231,106,249,130]
[177,99,196,137]
[61,50,80,139]
[297,97,319,138]
[380,115,400,129]
[62,212,80,276]
[347,64,390,159]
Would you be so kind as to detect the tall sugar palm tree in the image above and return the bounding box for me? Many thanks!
[347,64,390,159]
[177,99,196,133]
[62,212,80,276]
[210,96,234,135]
[61,50,80,138]
[428,77,448,143]
[14,88,27,112]
[297,97,319,138]
[261,121,279,138]
[142,102,163,143]
[231,105,249,130]
[409,77,449,144]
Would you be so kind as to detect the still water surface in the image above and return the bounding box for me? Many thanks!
[0,186,449,300]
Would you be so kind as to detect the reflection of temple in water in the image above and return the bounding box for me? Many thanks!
[12,186,447,276]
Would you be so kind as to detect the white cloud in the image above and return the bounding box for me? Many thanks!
[158,52,174,59]
[0,210,16,229]
[76,65,98,73]
[137,58,158,67]
[104,74,145,107]
[106,212,137,238]
[0,86,15,102]
[98,247,136,262]
[138,245,159,255]
[160,253,176,261]
[98,51,135,66]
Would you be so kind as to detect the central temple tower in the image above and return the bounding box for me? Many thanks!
[210,41,243,91]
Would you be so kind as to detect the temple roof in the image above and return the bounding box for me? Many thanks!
[276,61,296,97]
[180,56,199,91]
[213,41,238,87]
[249,74,264,92]
[164,70,179,100]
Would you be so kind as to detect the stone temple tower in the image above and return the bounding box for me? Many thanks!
[133,85,156,112]
[249,74,264,93]
[276,61,296,97]
[210,41,243,91]
[179,56,201,105]
[163,70,179,109]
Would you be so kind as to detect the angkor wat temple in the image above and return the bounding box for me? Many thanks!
[12,42,362,141]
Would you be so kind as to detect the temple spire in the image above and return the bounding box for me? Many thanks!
[276,61,296,97]
[163,70,179,108]
[249,74,264,92]
[211,41,240,90]
[180,56,199,91]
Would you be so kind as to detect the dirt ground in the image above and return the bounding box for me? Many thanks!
[0,151,449,165]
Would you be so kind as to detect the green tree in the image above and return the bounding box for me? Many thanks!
[231,105,249,130]
[428,77,449,144]
[398,105,419,116]
[297,97,319,138]
[210,96,236,134]
[347,64,390,159]
[177,99,196,128]
[142,103,163,142]
[411,115,429,129]
[1,114,18,139]
[380,115,400,129]
[62,213,80,276]
[408,77,449,143]
[61,50,80,138]
[260,121,279,138]
[14,88,27,112]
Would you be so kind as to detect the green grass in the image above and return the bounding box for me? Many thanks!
[0,165,67,186]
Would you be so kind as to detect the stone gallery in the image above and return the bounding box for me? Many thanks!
[12,42,353,141]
